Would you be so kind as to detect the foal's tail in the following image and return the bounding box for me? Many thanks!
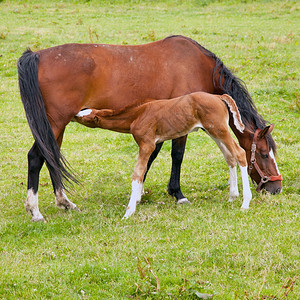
[220,94,245,133]
[18,49,76,189]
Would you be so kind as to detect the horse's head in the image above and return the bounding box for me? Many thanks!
[245,124,282,194]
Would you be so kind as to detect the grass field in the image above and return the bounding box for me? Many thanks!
[0,0,299,299]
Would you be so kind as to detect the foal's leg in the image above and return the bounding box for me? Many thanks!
[213,140,239,201]
[213,134,252,208]
[168,136,190,204]
[239,164,252,209]
[140,142,164,198]
[123,142,156,219]
[228,165,239,201]
[225,139,252,209]
[25,142,46,222]
[143,142,163,182]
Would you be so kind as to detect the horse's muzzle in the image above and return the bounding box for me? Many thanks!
[262,181,282,194]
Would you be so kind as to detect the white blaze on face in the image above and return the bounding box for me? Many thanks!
[269,149,280,175]
[76,109,92,117]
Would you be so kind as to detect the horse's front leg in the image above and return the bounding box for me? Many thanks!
[168,136,190,204]
[123,142,156,219]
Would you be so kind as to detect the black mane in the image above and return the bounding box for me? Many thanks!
[165,35,276,153]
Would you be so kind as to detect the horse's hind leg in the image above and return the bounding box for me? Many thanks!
[51,128,78,211]
[25,127,78,221]
[25,142,46,222]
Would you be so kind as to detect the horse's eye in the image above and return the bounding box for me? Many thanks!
[261,153,269,159]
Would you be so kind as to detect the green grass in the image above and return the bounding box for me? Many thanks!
[0,0,299,299]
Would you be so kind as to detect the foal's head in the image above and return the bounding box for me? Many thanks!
[245,124,282,194]
[74,109,99,128]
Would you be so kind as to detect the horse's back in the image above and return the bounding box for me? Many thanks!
[36,36,217,122]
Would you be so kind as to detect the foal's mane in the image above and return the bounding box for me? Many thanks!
[164,35,276,153]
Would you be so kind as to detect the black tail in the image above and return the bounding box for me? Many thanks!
[18,49,77,189]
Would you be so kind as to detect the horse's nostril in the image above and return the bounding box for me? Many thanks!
[275,187,281,194]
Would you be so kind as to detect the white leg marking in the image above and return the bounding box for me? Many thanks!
[137,182,145,203]
[25,188,45,222]
[239,165,252,209]
[75,109,92,117]
[229,166,239,201]
[123,180,143,219]
[55,189,78,210]
[212,139,239,203]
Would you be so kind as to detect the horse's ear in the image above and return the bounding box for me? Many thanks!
[258,124,274,139]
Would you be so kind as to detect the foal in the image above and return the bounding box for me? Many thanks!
[75,91,252,218]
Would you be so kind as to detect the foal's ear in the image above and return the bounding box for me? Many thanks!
[258,124,274,139]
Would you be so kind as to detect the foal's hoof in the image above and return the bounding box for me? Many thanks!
[177,198,191,205]
[122,212,132,220]
[229,196,238,202]
[31,215,45,223]
[240,206,249,211]
[74,206,81,212]
[122,206,136,219]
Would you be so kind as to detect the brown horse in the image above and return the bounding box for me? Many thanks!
[75,92,252,218]
[18,35,282,221]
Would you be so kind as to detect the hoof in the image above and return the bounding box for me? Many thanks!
[122,207,135,219]
[28,209,45,222]
[57,201,79,211]
[74,206,81,212]
[31,215,45,223]
[240,206,249,211]
[122,213,130,220]
[122,211,133,219]
[229,196,238,202]
[55,189,78,211]
[177,198,191,205]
